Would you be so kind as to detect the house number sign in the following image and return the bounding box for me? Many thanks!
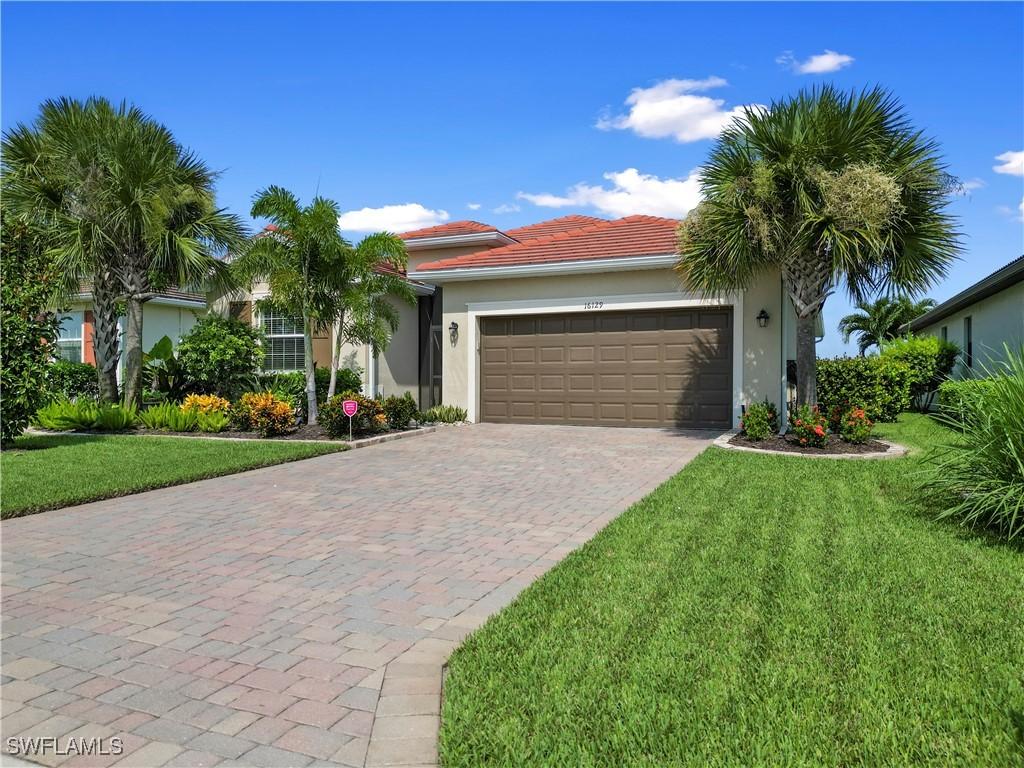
[583,300,605,310]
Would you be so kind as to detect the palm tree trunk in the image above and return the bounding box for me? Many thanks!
[91,274,121,403]
[123,297,146,406]
[795,311,818,407]
[327,313,344,400]
[303,317,318,424]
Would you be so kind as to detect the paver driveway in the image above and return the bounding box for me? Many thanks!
[1,424,713,767]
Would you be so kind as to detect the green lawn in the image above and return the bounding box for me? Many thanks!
[1,434,347,518]
[441,415,1024,767]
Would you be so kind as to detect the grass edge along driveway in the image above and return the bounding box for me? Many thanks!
[1,434,347,518]
[440,414,1024,767]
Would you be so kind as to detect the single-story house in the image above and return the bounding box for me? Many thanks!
[906,255,1023,375]
[223,214,799,429]
[56,288,206,379]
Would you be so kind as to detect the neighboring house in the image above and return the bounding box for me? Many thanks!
[906,255,1024,376]
[219,213,802,428]
[56,289,207,378]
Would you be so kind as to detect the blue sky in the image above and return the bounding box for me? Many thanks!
[3,1,1022,355]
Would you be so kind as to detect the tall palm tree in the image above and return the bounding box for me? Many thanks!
[677,86,960,406]
[326,233,415,399]
[2,97,245,405]
[838,295,937,355]
[234,188,351,424]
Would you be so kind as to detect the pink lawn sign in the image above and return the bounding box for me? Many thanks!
[342,399,359,417]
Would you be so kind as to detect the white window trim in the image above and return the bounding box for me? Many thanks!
[257,306,305,373]
[56,311,86,363]
[465,290,744,428]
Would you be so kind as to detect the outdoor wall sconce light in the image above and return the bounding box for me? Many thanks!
[449,321,459,345]
[756,309,770,328]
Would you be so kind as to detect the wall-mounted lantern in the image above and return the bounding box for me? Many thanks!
[756,309,770,328]
[449,321,459,345]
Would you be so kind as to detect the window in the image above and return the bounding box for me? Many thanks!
[261,309,304,371]
[964,316,973,368]
[940,325,947,341]
[56,311,84,363]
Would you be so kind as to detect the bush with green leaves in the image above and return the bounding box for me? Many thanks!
[48,361,100,401]
[419,404,468,424]
[258,366,362,420]
[1,215,61,444]
[143,336,187,400]
[139,402,178,430]
[788,404,829,447]
[740,400,778,440]
[93,403,138,431]
[176,316,263,397]
[320,392,386,439]
[880,334,958,409]
[34,398,100,431]
[817,356,912,426]
[927,347,1024,540]
[839,406,874,444]
[936,378,998,427]
[197,410,230,433]
[382,392,418,430]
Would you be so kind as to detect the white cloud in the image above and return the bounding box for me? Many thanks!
[596,77,757,143]
[337,203,449,233]
[492,203,520,214]
[993,150,1024,176]
[518,168,702,219]
[777,49,855,74]
[466,202,481,210]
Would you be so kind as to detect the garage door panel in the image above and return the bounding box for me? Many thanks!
[481,307,732,428]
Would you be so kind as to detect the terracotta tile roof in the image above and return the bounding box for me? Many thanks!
[398,220,498,240]
[505,215,606,241]
[415,215,680,271]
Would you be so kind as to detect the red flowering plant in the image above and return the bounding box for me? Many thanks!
[788,403,829,447]
[839,406,874,444]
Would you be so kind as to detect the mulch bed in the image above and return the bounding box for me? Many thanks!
[125,424,419,442]
[728,433,891,455]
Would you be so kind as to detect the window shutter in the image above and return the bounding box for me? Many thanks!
[229,301,252,324]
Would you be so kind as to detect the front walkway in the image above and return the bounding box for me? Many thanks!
[1,424,713,767]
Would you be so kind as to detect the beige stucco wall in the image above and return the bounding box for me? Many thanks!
[915,281,1024,376]
[435,266,792,426]
[375,297,420,398]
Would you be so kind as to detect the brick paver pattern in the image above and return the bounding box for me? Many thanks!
[1,424,712,767]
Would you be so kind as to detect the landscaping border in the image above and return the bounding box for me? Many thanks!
[24,425,439,449]
[713,431,908,459]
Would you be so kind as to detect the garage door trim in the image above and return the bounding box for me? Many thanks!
[467,291,743,427]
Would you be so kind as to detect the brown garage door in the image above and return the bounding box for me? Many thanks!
[480,308,732,428]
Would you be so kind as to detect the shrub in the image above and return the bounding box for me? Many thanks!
[817,356,912,426]
[177,316,263,397]
[197,410,230,433]
[142,336,188,400]
[320,392,386,439]
[881,335,959,409]
[257,367,363,420]
[926,347,1024,540]
[419,405,468,424]
[181,393,231,415]
[382,392,418,430]
[936,378,998,427]
[93,403,138,431]
[232,392,295,437]
[839,407,874,444]
[740,400,778,440]
[1,215,61,444]
[788,403,828,447]
[139,402,178,430]
[34,398,99,431]
[48,361,100,401]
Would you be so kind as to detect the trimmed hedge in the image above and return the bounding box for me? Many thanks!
[816,356,912,425]
[936,378,997,426]
[48,360,100,400]
[880,335,958,409]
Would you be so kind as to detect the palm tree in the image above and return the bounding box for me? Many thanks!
[233,188,352,424]
[677,86,959,406]
[2,97,245,405]
[838,295,937,355]
[326,233,415,399]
